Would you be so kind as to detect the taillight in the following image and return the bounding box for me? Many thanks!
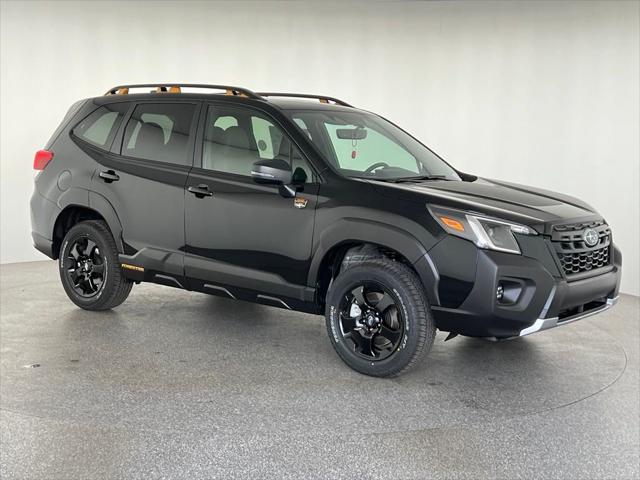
[34,150,54,170]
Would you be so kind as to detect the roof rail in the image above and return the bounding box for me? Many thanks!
[104,83,264,100]
[257,92,353,108]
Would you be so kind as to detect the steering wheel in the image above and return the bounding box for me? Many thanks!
[364,162,389,174]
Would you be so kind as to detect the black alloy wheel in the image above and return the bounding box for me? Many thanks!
[58,220,133,311]
[325,259,435,377]
[64,236,105,297]
[338,283,404,361]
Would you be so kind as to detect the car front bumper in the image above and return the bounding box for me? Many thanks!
[425,243,622,339]
[518,295,618,337]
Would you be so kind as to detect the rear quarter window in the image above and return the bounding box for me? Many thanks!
[72,103,129,149]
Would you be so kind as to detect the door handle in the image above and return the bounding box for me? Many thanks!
[188,184,213,198]
[99,170,120,183]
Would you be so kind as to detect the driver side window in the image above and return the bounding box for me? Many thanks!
[201,105,316,183]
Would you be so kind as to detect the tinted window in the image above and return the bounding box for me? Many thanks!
[288,110,460,181]
[325,122,417,173]
[292,117,313,140]
[122,103,196,165]
[202,106,315,182]
[72,103,128,149]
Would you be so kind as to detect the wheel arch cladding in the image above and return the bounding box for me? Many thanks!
[88,191,125,252]
[52,196,123,259]
[309,218,436,305]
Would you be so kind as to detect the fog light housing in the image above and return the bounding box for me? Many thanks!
[496,280,525,305]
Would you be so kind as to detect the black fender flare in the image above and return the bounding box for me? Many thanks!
[307,218,440,305]
[51,188,125,254]
[88,191,125,252]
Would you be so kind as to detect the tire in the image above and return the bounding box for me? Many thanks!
[325,259,435,377]
[58,220,133,311]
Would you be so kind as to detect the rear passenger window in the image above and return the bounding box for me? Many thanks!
[122,103,196,165]
[72,104,128,149]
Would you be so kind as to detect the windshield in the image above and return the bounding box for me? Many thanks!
[286,109,460,181]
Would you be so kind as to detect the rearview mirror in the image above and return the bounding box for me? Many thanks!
[251,159,292,185]
[336,128,367,140]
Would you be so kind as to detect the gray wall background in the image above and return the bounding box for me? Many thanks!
[1,0,638,295]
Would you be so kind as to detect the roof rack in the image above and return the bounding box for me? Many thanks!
[103,84,354,107]
[257,92,353,107]
[104,83,263,100]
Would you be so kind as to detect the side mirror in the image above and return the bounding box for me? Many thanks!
[251,159,292,185]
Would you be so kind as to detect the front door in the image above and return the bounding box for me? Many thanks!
[184,103,319,308]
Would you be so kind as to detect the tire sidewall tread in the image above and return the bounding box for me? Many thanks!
[325,259,435,377]
[58,220,131,311]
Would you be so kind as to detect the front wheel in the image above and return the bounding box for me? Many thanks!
[325,259,435,377]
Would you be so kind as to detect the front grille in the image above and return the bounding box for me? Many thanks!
[557,246,610,275]
[552,220,606,232]
[550,220,611,276]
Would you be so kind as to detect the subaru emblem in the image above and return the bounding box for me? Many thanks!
[583,228,599,247]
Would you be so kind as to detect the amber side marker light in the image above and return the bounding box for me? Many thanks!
[440,216,465,232]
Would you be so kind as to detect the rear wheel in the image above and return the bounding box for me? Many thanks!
[325,259,435,377]
[58,220,132,310]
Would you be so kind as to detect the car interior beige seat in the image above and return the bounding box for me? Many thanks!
[202,126,225,170]
[219,126,255,176]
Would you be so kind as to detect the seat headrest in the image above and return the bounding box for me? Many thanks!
[208,126,225,144]
[224,126,250,149]
[135,122,165,152]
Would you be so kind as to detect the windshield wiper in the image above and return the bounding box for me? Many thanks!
[372,175,451,183]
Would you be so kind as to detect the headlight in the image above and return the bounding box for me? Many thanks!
[428,205,537,254]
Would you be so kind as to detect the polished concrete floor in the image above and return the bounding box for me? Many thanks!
[1,261,638,479]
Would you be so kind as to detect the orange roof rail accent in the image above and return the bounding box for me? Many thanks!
[104,84,263,99]
[102,85,354,107]
[152,86,180,94]
[226,88,248,97]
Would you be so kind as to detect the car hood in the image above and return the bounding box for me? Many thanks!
[370,177,602,234]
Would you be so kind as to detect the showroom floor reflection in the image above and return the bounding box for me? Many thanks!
[1,261,638,479]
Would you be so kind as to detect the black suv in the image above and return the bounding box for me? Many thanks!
[31,84,622,377]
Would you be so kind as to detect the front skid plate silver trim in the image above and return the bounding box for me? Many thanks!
[519,296,619,337]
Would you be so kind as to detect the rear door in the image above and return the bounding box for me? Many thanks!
[89,100,200,283]
[184,102,320,307]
